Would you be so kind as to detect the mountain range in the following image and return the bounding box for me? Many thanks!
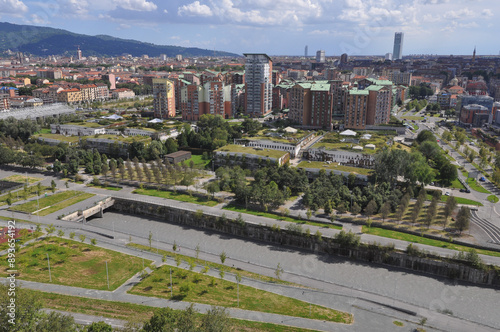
[0,22,240,58]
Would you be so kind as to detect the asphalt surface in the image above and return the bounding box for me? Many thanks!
[1,164,500,331]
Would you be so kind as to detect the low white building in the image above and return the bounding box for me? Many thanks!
[51,124,106,136]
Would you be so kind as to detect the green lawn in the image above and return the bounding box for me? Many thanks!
[0,229,42,251]
[132,188,219,207]
[0,186,52,207]
[297,161,372,176]
[487,195,499,203]
[223,204,342,230]
[10,191,95,216]
[449,179,465,190]
[362,226,500,257]
[451,196,483,206]
[86,183,122,191]
[185,154,211,169]
[2,175,43,184]
[32,290,316,332]
[129,265,352,324]
[0,237,150,290]
[467,179,491,194]
[400,116,424,121]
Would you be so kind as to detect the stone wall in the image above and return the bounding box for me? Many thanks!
[111,197,500,288]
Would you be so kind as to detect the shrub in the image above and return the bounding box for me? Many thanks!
[334,230,360,248]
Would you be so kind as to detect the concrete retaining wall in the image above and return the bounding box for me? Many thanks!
[111,197,500,288]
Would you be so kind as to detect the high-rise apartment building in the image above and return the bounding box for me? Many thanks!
[392,32,404,60]
[345,89,369,130]
[316,50,325,63]
[305,45,308,58]
[344,83,392,130]
[244,53,273,116]
[289,82,332,129]
[153,78,176,119]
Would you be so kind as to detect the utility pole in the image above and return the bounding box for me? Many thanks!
[47,253,52,282]
[170,268,173,298]
[106,261,110,290]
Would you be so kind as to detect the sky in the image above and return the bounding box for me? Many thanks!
[0,0,499,57]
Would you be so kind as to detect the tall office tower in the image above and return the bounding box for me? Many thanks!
[305,45,308,58]
[244,53,273,117]
[316,50,325,63]
[392,32,404,60]
[340,53,348,65]
[152,78,176,119]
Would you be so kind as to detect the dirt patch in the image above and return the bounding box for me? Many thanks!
[70,250,106,263]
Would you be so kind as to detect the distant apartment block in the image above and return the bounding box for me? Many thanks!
[460,104,490,127]
[112,88,135,99]
[153,78,176,119]
[244,53,273,117]
[181,82,232,121]
[316,50,325,63]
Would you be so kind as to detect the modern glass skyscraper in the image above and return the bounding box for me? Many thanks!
[392,32,404,60]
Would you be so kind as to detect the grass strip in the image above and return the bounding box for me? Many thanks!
[2,175,42,184]
[31,290,318,332]
[467,179,491,194]
[130,265,352,324]
[0,186,52,207]
[487,195,499,203]
[127,243,295,286]
[223,204,342,230]
[362,226,500,257]
[10,191,95,216]
[0,237,150,290]
[133,188,219,207]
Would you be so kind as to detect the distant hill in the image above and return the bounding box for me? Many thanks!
[0,22,240,58]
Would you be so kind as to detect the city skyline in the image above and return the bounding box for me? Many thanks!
[0,0,498,56]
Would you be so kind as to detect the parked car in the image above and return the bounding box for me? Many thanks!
[445,191,450,196]
[479,176,486,182]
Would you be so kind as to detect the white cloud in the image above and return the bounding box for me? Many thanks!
[26,13,50,24]
[444,8,475,20]
[309,29,330,35]
[0,0,28,15]
[178,1,213,17]
[176,0,324,26]
[481,9,493,18]
[116,0,157,12]
[57,0,89,17]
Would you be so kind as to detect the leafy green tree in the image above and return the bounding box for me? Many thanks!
[416,130,436,144]
[443,195,457,228]
[0,284,42,332]
[142,307,178,332]
[380,202,391,222]
[219,251,227,264]
[86,321,113,331]
[455,206,471,234]
[363,200,378,220]
[35,311,78,332]
[200,306,231,332]
[351,202,361,215]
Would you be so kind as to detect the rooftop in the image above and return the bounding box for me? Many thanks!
[216,145,288,159]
